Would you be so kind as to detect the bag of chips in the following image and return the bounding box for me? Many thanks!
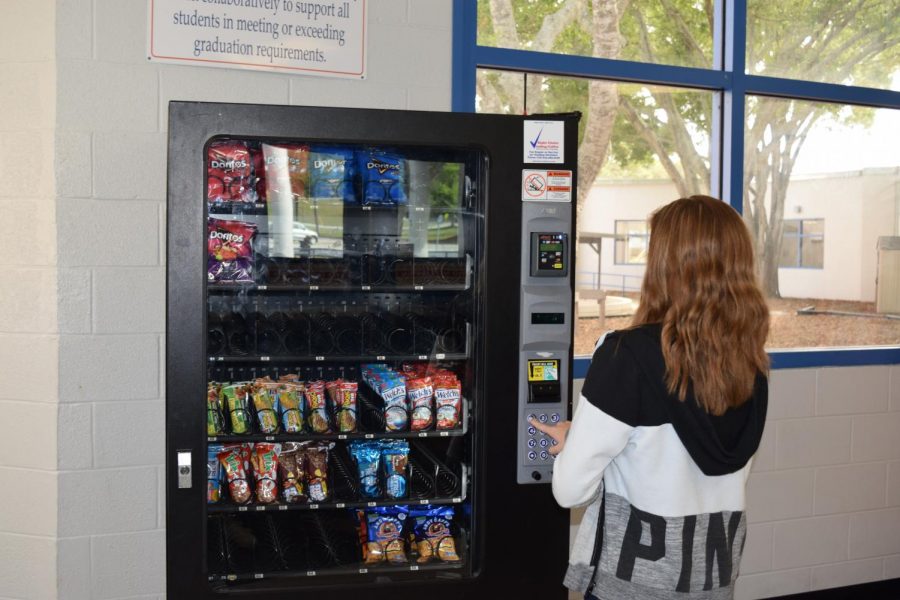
[407,376,434,432]
[358,150,407,206]
[250,443,280,504]
[208,218,256,283]
[252,386,279,434]
[279,442,307,504]
[410,506,460,563]
[434,375,462,430]
[380,377,408,432]
[303,442,333,502]
[365,506,409,565]
[207,445,224,504]
[277,382,304,433]
[304,380,332,434]
[222,384,252,434]
[261,143,309,199]
[309,146,357,204]
[349,440,383,499]
[217,445,251,504]
[207,383,225,436]
[381,440,409,500]
[207,140,257,205]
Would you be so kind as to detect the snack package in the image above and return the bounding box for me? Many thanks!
[308,146,357,203]
[277,382,304,433]
[365,506,409,565]
[434,375,462,430]
[207,383,225,436]
[208,218,257,283]
[303,442,332,502]
[380,377,408,432]
[407,376,434,432]
[222,384,252,434]
[327,380,358,433]
[358,150,407,206]
[207,445,224,504]
[252,386,279,434]
[349,441,383,499]
[381,440,409,500]
[304,380,332,434]
[217,446,251,504]
[261,143,309,199]
[279,442,307,504]
[250,443,280,504]
[410,506,460,563]
[207,141,256,204]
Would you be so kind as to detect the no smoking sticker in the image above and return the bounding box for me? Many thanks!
[522,170,572,202]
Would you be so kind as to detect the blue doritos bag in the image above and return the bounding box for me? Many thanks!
[309,146,357,204]
[358,150,408,206]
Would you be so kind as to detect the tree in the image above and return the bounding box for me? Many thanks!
[476,0,900,297]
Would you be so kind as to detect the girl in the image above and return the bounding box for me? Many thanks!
[532,195,769,599]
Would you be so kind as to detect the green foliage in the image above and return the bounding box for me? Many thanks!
[428,163,464,209]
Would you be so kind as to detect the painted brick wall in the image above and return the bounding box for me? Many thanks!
[0,2,59,599]
[53,1,452,598]
[569,366,900,600]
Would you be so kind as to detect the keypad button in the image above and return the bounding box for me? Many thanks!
[538,414,548,423]
[551,439,558,446]
[550,413,560,423]
[527,439,537,448]
[527,426,536,435]
[528,451,537,461]
[539,438,549,448]
[540,451,549,460]
[527,413,537,423]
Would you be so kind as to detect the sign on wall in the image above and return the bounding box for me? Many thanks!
[148,0,366,78]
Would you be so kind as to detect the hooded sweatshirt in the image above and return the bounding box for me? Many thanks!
[555,325,767,600]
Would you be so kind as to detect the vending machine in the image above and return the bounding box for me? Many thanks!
[166,102,579,599]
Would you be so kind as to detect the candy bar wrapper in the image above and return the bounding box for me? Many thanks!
[407,377,434,432]
[303,442,333,503]
[358,150,408,206]
[217,446,251,504]
[277,383,304,433]
[410,506,460,563]
[308,146,357,204]
[434,376,462,430]
[279,442,307,504]
[207,218,257,283]
[365,506,409,565]
[381,441,409,500]
[207,445,224,504]
[250,443,280,504]
[349,440,383,499]
[222,384,252,434]
[328,380,358,433]
[304,381,332,434]
[207,141,257,205]
[207,383,225,436]
[252,386,279,434]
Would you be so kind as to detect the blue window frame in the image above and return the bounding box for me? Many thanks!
[451,0,900,369]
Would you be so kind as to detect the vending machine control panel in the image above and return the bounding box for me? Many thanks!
[518,209,572,484]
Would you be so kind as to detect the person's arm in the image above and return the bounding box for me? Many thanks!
[549,397,633,507]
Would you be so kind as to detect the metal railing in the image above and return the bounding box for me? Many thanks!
[575,271,643,294]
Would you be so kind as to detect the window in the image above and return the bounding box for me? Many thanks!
[458,0,900,366]
[779,219,823,269]
[614,221,649,265]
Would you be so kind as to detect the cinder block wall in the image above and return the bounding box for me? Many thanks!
[0,1,60,598]
[569,366,900,600]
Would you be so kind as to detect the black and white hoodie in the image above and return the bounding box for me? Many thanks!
[555,325,767,600]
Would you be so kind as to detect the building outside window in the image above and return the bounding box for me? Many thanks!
[780,219,824,269]
[614,220,649,265]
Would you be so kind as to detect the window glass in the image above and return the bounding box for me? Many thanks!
[475,69,525,114]
[614,220,649,265]
[476,73,713,355]
[477,0,713,69]
[745,97,900,348]
[746,1,900,91]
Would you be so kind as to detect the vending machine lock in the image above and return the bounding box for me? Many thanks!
[177,451,192,489]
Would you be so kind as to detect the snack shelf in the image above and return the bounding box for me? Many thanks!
[207,511,469,584]
[208,283,469,294]
[207,494,466,514]
[207,352,469,364]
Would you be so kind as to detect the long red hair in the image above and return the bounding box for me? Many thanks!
[631,195,769,415]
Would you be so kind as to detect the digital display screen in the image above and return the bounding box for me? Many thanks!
[531,312,564,325]
[540,242,563,252]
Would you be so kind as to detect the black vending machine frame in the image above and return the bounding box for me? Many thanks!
[166,102,579,600]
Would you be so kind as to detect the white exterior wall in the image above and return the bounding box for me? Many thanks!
[0,2,897,599]
[579,171,899,302]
